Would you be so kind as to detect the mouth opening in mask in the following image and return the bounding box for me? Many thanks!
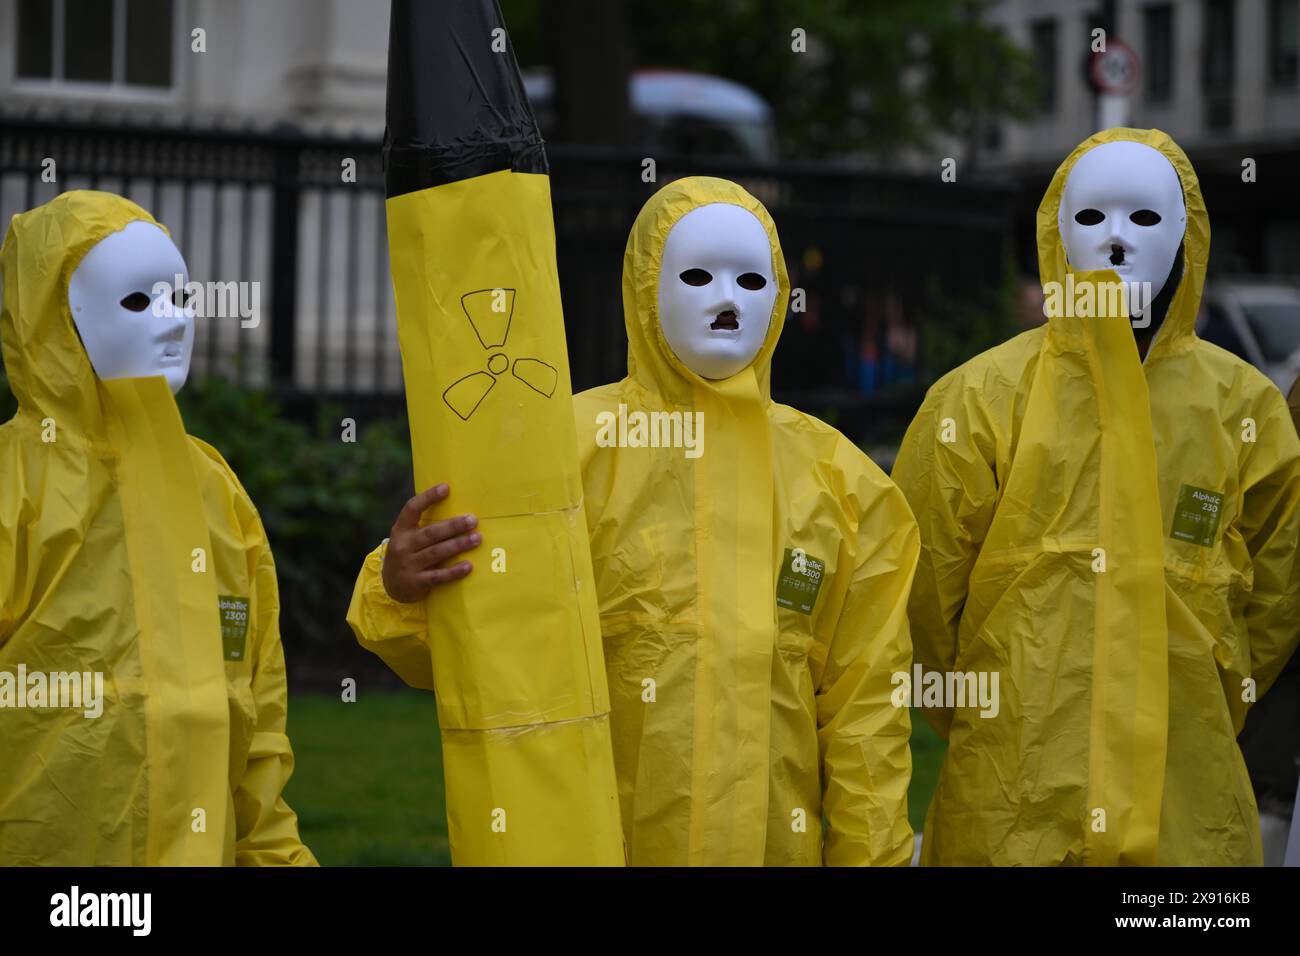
[1110,244,1125,266]
[710,309,739,331]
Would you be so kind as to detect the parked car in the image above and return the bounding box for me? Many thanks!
[1197,278,1300,393]
[522,68,778,160]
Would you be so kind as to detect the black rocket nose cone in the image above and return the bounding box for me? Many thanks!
[384,0,547,198]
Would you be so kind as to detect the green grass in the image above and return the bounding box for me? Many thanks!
[908,708,947,834]
[283,693,947,865]
[284,691,449,866]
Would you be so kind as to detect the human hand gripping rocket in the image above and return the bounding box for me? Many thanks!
[382,0,624,864]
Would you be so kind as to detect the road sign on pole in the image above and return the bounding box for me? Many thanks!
[1091,38,1139,130]
[1091,39,1140,96]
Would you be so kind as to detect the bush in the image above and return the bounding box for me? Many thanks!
[917,260,1025,383]
[177,377,413,647]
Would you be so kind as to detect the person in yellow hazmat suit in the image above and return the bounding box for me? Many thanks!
[892,127,1300,866]
[350,176,920,866]
[0,190,316,866]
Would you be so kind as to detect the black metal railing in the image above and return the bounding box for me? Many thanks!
[0,114,1014,441]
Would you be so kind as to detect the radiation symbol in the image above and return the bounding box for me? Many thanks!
[443,287,559,421]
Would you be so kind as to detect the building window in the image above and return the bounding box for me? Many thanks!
[1030,18,1057,114]
[1144,4,1174,103]
[1271,0,1300,86]
[1202,0,1235,129]
[15,0,175,90]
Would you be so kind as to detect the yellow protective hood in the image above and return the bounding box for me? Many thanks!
[2,190,163,436]
[1037,127,1210,361]
[620,176,790,406]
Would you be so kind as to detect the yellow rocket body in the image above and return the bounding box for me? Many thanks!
[386,169,623,865]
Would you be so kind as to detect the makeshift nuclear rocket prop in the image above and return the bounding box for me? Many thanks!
[382,0,623,865]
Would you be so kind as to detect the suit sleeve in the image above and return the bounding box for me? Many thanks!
[0,436,27,649]
[1239,386,1300,698]
[818,469,919,866]
[345,542,435,691]
[889,383,1000,739]
[233,504,319,866]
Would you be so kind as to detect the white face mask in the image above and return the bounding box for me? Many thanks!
[657,203,778,380]
[1059,141,1186,319]
[68,220,195,395]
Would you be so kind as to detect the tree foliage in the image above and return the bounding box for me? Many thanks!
[504,0,1038,159]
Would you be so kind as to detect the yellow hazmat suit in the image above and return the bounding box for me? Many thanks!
[351,176,919,865]
[892,128,1300,865]
[0,191,316,866]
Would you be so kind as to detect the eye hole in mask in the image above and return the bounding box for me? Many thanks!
[737,272,767,291]
[679,268,712,287]
[1130,209,1162,226]
[1074,208,1105,226]
[172,287,194,309]
[120,291,152,312]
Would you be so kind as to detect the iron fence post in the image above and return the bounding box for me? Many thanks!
[270,140,300,389]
